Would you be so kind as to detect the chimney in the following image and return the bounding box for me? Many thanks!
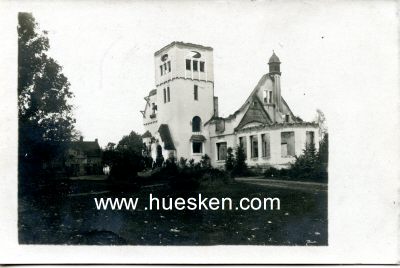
[95,138,98,143]
[80,136,83,142]
[213,96,219,117]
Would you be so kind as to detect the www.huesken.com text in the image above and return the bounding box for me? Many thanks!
[94,194,280,211]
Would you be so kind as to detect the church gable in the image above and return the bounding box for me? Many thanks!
[235,96,272,131]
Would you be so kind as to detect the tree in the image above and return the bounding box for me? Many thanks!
[288,140,327,182]
[233,144,247,176]
[109,131,145,181]
[116,131,144,154]
[105,142,116,151]
[102,142,117,167]
[225,147,235,171]
[18,13,76,180]
[318,133,329,164]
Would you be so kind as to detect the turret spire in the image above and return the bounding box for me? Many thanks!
[268,51,281,75]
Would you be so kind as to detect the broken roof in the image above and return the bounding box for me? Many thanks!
[235,95,273,131]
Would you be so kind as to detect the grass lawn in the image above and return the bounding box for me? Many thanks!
[19,179,327,245]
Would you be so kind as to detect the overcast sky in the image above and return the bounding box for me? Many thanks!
[27,0,397,147]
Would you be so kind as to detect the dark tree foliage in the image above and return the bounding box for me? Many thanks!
[116,131,144,154]
[233,144,248,176]
[290,141,318,178]
[18,13,76,181]
[225,147,235,171]
[264,138,328,183]
[178,157,188,169]
[107,131,145,181]
[318,133,328,164]
[200,154,211,169]
[155,145,164,167]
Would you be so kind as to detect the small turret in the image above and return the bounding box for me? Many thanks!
[268,51,281,75]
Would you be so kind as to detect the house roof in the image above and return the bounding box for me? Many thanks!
[235,95,273,131]
[190,134,206,142]
[70,140,101,157]
[154,41,213,56]
[158,124,176,150]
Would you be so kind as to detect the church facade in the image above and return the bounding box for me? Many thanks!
[141,42,319,169]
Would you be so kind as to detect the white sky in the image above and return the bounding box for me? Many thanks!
[27,0,397,147]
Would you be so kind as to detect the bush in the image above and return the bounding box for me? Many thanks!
[264,140,328,183]
[264,167,280,178]
[178,157,188,169]
[200,154,211,169]
[164,155,178,175]
[199,168,233,188]
[168,157,232,191]
[109,150,144,182]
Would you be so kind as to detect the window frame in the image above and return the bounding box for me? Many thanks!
[193,60,198,72]
[261,133,271,158]
[239,136,247,158]
[281,131,295,157]
[192,141,203,154]
[306,131,315,148]
[163,88,166,103]
[250,135,259,159]
[216,142,227,161]
[186,59,191,70]
[194,85,198,100]
[192,116,201,132]
[200,61,205,72]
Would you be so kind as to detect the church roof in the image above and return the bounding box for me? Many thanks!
[268,51,281,64]
[154,41,213,56]
[158,124,176,150]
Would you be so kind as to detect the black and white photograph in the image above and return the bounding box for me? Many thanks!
[0,0,399,264]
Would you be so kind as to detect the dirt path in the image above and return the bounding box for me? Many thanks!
[235,177,327,192]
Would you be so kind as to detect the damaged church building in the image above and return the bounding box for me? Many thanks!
[141,42,319,169]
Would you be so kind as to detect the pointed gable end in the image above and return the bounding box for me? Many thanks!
[235,96,272,131]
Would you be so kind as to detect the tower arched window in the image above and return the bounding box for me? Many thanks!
[192,116,201,132]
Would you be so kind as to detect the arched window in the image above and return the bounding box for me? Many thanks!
[192,116,201,132]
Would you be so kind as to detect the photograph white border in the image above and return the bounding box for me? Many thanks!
[0,0,398,264]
